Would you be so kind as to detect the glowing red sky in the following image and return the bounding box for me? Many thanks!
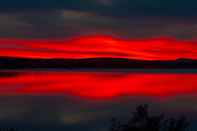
[0,71,197,99]
[0,35,197,60]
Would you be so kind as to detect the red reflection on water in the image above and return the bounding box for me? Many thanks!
[0,71,196,99]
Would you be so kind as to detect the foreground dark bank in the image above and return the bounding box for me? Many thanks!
[0,103,193,131]
[110,104,190,131]
[0,57,197,69]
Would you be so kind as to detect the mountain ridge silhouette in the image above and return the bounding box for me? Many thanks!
[0,56,196,69]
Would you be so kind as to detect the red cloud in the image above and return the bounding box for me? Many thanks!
[0,35,196,60]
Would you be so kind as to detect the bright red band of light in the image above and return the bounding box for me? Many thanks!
[0,35,196,60]
[0,71,197,99]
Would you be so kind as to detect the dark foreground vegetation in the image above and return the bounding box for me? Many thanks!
[0,57,197,69]
[109,105,190,131]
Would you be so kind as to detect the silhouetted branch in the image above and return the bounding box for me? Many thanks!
[109,104,190,131]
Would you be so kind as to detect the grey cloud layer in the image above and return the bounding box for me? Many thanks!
[0,0,197,39]
[0,10,197,39]
[1,0,197,16]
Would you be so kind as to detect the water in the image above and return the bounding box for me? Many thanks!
[0,70,197,130]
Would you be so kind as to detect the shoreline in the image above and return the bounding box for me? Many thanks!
[1,68,197,73]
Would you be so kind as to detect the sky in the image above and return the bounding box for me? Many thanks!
[0,0,197,59]
[0,36,197,60]
[0,0,197,39]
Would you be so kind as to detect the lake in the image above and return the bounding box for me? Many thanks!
[0,70,197,131]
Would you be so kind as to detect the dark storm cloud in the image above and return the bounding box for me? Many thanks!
[0,0,97,12]
[0,10,197,39]
[0,0,197,17]
[0,0,197,39]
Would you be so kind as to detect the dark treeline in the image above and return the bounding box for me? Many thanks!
[0,57,197,69]
[109,105,190,131]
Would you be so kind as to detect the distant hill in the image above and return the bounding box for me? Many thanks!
[0,57,197,69]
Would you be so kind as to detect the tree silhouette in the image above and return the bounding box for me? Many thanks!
[109,105,190,131]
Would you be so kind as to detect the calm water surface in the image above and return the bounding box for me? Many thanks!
[0,70,197,130]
